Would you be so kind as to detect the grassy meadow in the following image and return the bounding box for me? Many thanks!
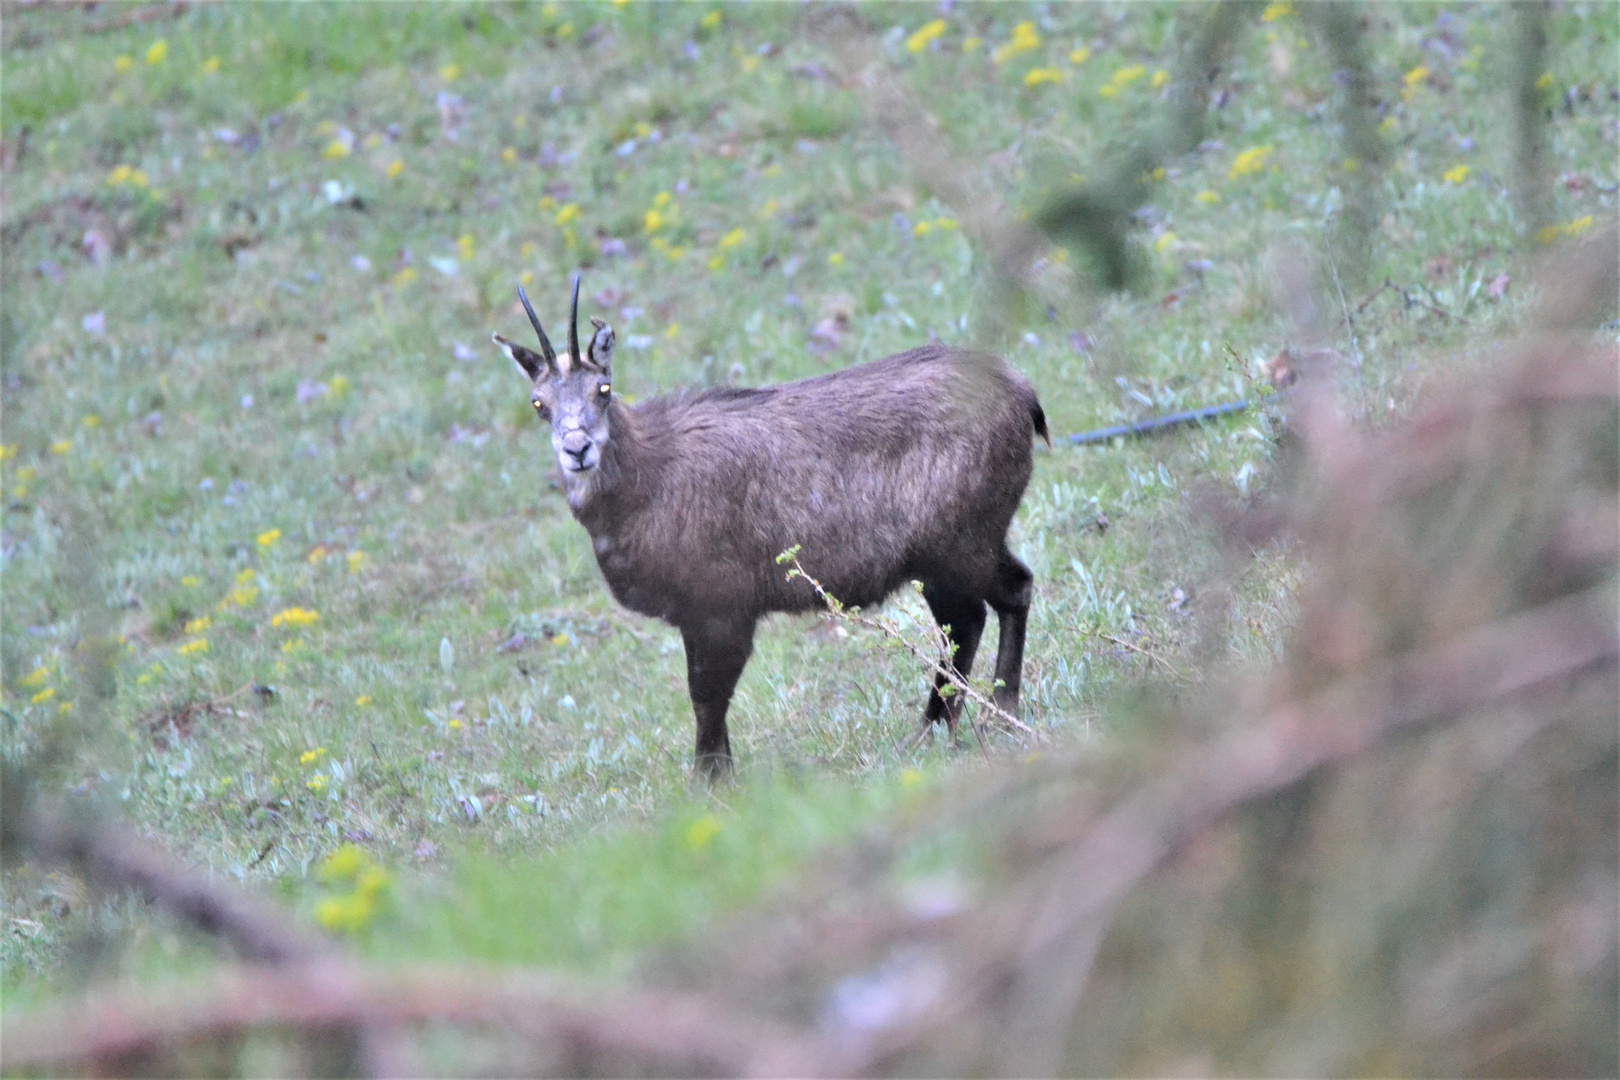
[2,1,1615,1002]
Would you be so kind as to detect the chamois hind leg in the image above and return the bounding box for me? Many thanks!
[985,545,1034,719]
[681,619,756,780]
[919,582,987,746]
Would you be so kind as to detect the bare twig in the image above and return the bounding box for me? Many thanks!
[7,800,322,965]
[778,550,1039,744]
[0,962,820,1077]
[1080,625,1182,678]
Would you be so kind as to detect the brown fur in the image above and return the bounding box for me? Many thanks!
[504,313,1047,776]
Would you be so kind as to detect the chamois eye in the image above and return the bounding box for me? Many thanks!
[598,383,611,398]
[532,400,548,418]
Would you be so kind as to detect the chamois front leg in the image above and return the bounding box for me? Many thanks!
[680,618,756,780]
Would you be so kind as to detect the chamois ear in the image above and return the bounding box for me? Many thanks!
[586,316,615,373]
[492,333,548,382]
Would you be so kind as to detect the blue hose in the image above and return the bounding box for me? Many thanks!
[1066,398,1257,445]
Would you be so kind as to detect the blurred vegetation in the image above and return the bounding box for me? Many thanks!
[1,1,1615,1074]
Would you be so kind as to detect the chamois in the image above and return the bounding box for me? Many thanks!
[494,277,1049,777]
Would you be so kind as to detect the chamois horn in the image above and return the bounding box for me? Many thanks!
[516,285,558,370]
[567,273,582,368]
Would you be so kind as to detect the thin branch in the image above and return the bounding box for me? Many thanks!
[779,551,1040,744]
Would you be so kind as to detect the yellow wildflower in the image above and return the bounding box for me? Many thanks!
[457,234,475,260]
[300,747,329,766]
[1260,2,1294,21]
[1111,64,1146,88]
[449,718,463,731]
[719,227,746,250]
[1534,71,1554,91]
[181,575,201,588]
[257,528,281,548]
[908,19,947,53]
[223,582,259,608]
[184,615,212,635]
[0,444,14,460]
[49,440,72,455]
[1228,145,1274,179]
[961,35,981,53]
[1401,65,1428,100]
[329,374,351,397]
[271,606,321,629]
[828,251,845,267]
[306,774,328,792]
[83,414,100,428]
[1443,164,1470,184]
[236,568,256,584]
[31,687,56,704]
[644,207,667,233]
[178,638,209,656]
[322,140,351,159]
[992,21,1041,65]
[686,813,722,849]
[441,63,462,82]
[1151,69,1170,89]
[501,147,517,163]
[202,56,221,74]
[1154,231,1178,254]
[1069,45,1091,65]
[1024,67,1065,88]
[899,768,924,789]
[393,266,417,287]
[20,667,50,689]
[665,322,681,338]
[115,55,134,73]
[1538,215,1595,244]
[1196,189,1220,204]
[386,158,405,180]
[555,203,581,226]
[700,10,722,30]
[356,695,373,707]
[146,39,168,65]
[347,550,366,573]
[316,893,376,933]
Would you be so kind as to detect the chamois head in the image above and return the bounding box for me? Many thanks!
[494,274,617,480]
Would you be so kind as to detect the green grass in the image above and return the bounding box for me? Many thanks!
[2,1,1615,999]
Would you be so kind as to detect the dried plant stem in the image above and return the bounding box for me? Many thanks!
[1080,625,1182,678]
[779,552,1039,744]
